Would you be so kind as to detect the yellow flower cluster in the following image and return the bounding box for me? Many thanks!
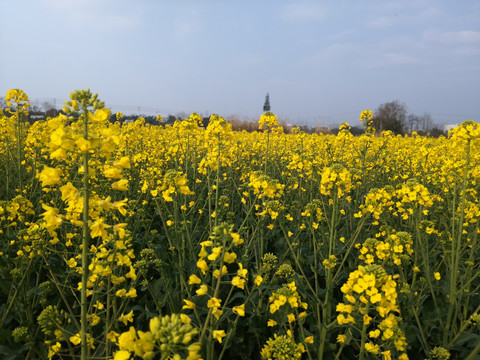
[337,264,409,358]
[151,170,194,202]
[248,171,285,199]
[2,90,480,359]
[361,186,395,220]
[114,314,201,360]
[320,164,352,199]
[258,111,279,131]
[358,232,414,266]
[268,281,306,316]
[5,88,30,113]
[394,180,437,220]
[182,223,248,346]
[260,334,305,360]
[449,120,480,142]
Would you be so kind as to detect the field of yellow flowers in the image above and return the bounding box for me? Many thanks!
[0,89,479,360]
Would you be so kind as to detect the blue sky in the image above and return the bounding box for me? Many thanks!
[1,0,479,126]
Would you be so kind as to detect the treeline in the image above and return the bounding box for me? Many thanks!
[0,97,447,137]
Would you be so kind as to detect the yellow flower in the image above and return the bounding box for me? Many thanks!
[287,313,296,323]
[337,314,355,325]
[107,331,119,342]
[208,246,222,261]
[254,275,263,286]
[182,299,196,309]
[212,330,226,343]
[305,336,314,344]
[89,314,101,326]
[196,259,208,275]
[114,156,130,169]
[212,307,223,320]
[41,204,63,231]
[60,182,78,201]
[70,333,81,345]
[116,289,127,297]
[90,218,111,239]
[207,297,222,308]
[67,258,77,268]
[267,319,277,327]
[230,232,244,245]
[237,263,248,278]
[118,310,134,325]
[103,166,123,179]
[336,303,354,313]
[38,166,63,187]
[125,288,137,298]
[232,276,245,289]
[363,314,372,325]
[112,179,129,191]
[232,304,245,316]
[75,137,92,153]
[337,334,347,343]
[223,251,237,264]
[365,342,380,354]
[434,272,441,280]
[188,274,202,285]
[196,284,208,296]
[114,349,131,360]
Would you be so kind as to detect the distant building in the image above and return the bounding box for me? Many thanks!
[443,124,459,132]
[263,93,270,112]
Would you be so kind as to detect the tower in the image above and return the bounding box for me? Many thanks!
[263,92,270,112]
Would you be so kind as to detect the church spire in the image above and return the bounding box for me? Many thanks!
[263,92,270,112]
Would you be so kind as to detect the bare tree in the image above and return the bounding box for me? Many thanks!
[420,113,433,131]
[407,114,421,133]
[373,100,407,134]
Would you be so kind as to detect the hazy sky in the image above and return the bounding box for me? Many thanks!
[1,0,479,126]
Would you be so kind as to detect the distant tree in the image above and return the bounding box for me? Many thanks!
[350,126,364,136]
[175,111,188,121]
[407,114,421,133]
[202,117,210,128]
[373,100,407,134]
[428,126,446,138]
[30,103,43,112]
[420,113,433,132]
[166,115,176,125]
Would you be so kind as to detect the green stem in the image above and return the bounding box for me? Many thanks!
[215,135,221,228]
[359,304,370,360]
[81,106,90,360]
[465,341,480,360]
[0,258,33,328]
[265,131,270,174]
[16,110,23,192]
[444,140,471,344]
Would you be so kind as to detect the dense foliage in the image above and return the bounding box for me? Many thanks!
[0,90,479,360]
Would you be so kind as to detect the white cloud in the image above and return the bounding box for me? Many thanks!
[424,29,480,44]
[41,0,140,29]
[280,1,327,22]
[236,53,265,66]
[382,52,418,65]
[301,42,358,65]
[367,16,397,29]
